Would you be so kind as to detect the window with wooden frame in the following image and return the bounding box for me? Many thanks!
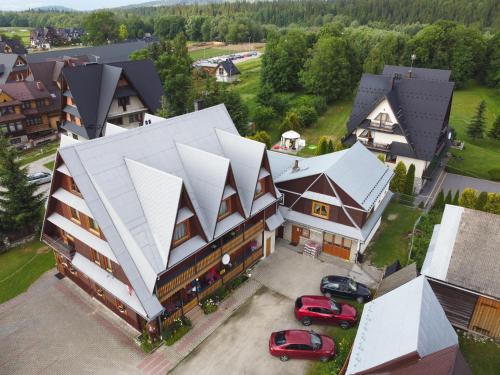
[91,249,101,266]
[301,228,310,238]
[69,207,80,223]
[96,286,104,296]
[116,300,127,314]
[70,178,81,194]
[218,197,232,220]
[104,256,113,273]
[311,201,330,219]
[64,232,75,250]
[88,217,100,235]
[255,179,265,198]
[173,220,190,245]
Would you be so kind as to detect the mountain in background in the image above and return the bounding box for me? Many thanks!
[30,6,76,12]
[118,0,235,9]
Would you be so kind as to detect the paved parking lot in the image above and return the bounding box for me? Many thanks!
[172,243,378,375]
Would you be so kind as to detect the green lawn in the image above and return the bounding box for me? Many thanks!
[365,202,422,268]
[0,240,55,304]
[19,140,58,166]
[447,83,500,180]
[43,160,55,171]
[231,58,262,115]
[0,27,31,46]
[459,331,500,375]
[190,48,240,61]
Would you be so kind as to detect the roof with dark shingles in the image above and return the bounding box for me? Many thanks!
[346,67,454,161]
[383,65,451,82]
[0,80,51,101]
[218,59,240,76]
[62,59,163,139]
[0,39,27,55]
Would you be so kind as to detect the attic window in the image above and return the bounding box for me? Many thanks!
[173,221,190,245]
[373,112,391,126]
[218,198,232,220]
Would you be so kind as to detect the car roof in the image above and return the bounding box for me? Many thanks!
[285,330,313,345]
[300,296,332,309]
[327,275,349,282]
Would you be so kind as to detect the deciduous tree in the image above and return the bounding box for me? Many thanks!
[248,131,272,149]
[83,11,119,46]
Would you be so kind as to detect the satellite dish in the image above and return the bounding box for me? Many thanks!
[222,253,230,265]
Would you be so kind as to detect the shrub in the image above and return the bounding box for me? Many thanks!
[488,168,500,181]
[138,329,158,353]
[268,94,289,116]
[459,188,478,208]
[311,96,327,114]
[280,111,303,133]
[411,210,443,269]
[163,316,192,346]
[296,105,318,127]
[248,131,272,149]
[201,297,218,314]
[252,105,276,131]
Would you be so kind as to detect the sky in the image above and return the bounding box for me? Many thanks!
[0,0,146,11]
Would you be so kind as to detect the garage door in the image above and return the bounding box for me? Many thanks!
[323,243,350,260]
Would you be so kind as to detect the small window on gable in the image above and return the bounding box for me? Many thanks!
[88,217,100,234]
[374,112,391,126]
[69,207,80,222]
[218,198,231,220]
[173,221,190,244]
[255,179,265,198]
[312,201,330,219]
[70,178,80,194]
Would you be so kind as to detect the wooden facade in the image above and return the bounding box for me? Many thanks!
[469,296,500,339]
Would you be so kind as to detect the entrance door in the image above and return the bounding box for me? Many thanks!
[291,225,301,245]
[265,237,272,256]
[323,233,350,260]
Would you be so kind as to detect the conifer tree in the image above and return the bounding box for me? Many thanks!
[444,190,453,205]
[327,139,335,153]
[433,190,445,211]
[403,164,416,195]
[317,136,329,155]
[488,115,500,140]
[459,188,478,208]
[475,191,488,211]
[467,100,486,139]
[452,190,460,205]
[390,161,407,193]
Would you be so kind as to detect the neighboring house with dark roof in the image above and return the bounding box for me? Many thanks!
[344,65,454,193]
[0,80,59,148]
[60,59,163,140]
[268,141,393,262]
[41,104,282,332]
[0,36,27,55]
[215,59,240,83]
[0,53,30,84]
[26,40,153,64]
[347,276,471,375]
[422,204,500,340]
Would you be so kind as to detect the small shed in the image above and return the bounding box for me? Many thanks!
[280,130,303,150]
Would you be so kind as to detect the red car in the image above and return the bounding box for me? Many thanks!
[295,295,357,329]
[268,330,335,362]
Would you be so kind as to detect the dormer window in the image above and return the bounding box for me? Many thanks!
[255,179,264,198]
[373,112,392,129]
[173,221,190,245]
[312,201,330,219]
[218,197,232,220]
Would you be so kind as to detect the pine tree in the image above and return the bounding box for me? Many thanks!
[403,164,416,195]
[248,131,272,149]
[390,161,407,193]
[327,139,335,153]
[0,136,45,236]
[475,191,488,211]
[433,190,445,211]
[488,115,500,140]
[444,190,452,205]
[467,100,486,139]
[317,136,329,155]
[459,188,478,208]
[452,190,460,205]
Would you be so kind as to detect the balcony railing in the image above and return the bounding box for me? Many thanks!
[223,263,244,284]
[358,139,391,151]
[198,279,222,301]
[162,308,183,329]
[368,120,395,132]
[244,246,263,268]
[42,234,75,260]
[157,220,265,302]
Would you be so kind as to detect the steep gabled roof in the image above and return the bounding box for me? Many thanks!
[383,65,451,82]
[0,38,27,55]
[347,67,454,161]
[0,80,52,101]
[269,142,393,211]
[218,59,240,76]
[62,59,162,139]
[0,53,20,84]
[347,276,459,375]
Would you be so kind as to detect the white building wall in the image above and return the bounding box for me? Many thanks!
[107,96,147,118]
[366,99,397,124]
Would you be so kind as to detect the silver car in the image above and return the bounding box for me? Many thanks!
[27,172,52,185]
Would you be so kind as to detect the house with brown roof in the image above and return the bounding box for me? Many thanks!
[0,53,30,84]
[0,80,59,148]
[344,65,454,192]
[0,36,27,55]
[422,204,500,340]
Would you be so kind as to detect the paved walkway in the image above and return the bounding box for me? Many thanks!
[440,173,500,194]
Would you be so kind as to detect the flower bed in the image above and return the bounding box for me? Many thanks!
[163,316,192,346]
[200,274,249,314]
[137,329,161,353]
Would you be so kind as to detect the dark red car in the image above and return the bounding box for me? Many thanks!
[268,330,335,362]
[295,295,357,329]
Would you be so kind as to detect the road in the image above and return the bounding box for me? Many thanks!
[27,154,56,198]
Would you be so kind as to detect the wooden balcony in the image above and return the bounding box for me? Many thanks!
[222,232,244,255]
[198,279,222,301]
[358,139,391,151]
[244,247,263,268]
[196,247,222,275]
[223,263,244,284]
[162,308,182,329]
[182,298,199,315]
[244,220,264,240]
[42,233,75,260]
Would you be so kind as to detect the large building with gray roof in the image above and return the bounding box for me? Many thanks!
[344,65,454,193]
[41,104,283,332]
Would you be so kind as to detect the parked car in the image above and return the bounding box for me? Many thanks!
[269,329,335,362]
[294,295,357,328]
[320,276,372,303]
[27,172,52,185]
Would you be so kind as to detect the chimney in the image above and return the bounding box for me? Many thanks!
[193,98,204,111]
[292,159,300,171]
[36,81,43,91]
[391,73,401,88]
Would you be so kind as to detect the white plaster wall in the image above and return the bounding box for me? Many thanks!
[366,99,397,124]
[107,96,146,117]
[372,131,407,145]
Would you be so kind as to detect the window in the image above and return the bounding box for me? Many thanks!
[218,67,224,75]
[109,117,123,125]
[118,96,130,108]
[72,134,78,140]
[69,207,80,222]
[173,221,189,244]
[128,113,142,123]
[22,101,31,110]
[105,257,113,273]
[255,179,264,198]
[36,99,44,108]
[301,228,310,238]
[92,249,100,266]
[96,286,104,296]
[343,238,352,249]
[312,201,330,219]
[88,217,100,234]
[385,153,397,164]
[70,178,80,194]
[218,198,231,219]
[334,235,342,246]
[374,112,391,126]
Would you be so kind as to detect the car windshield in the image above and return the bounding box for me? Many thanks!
[310,331,322,350]
[330,300,340,313]
[274,331,286,346]
[348,279,357,291]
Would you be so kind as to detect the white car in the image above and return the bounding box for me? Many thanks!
[27,172,52,185]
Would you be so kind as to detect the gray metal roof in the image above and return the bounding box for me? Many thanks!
[0,53,20,84]
[26,40,150,64]
[269,142,393,211]
[57,104,276,319]
[347,68,454,161]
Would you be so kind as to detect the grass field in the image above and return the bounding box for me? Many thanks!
[19,140,58,166]
[0,27,31,46]
[447,83,500,180]
[459,331,500,375]
[365,202,422,267]
[0,240,54,304]
[43,161,55,171]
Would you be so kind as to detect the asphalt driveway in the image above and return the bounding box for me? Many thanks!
[441,173,500,194]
